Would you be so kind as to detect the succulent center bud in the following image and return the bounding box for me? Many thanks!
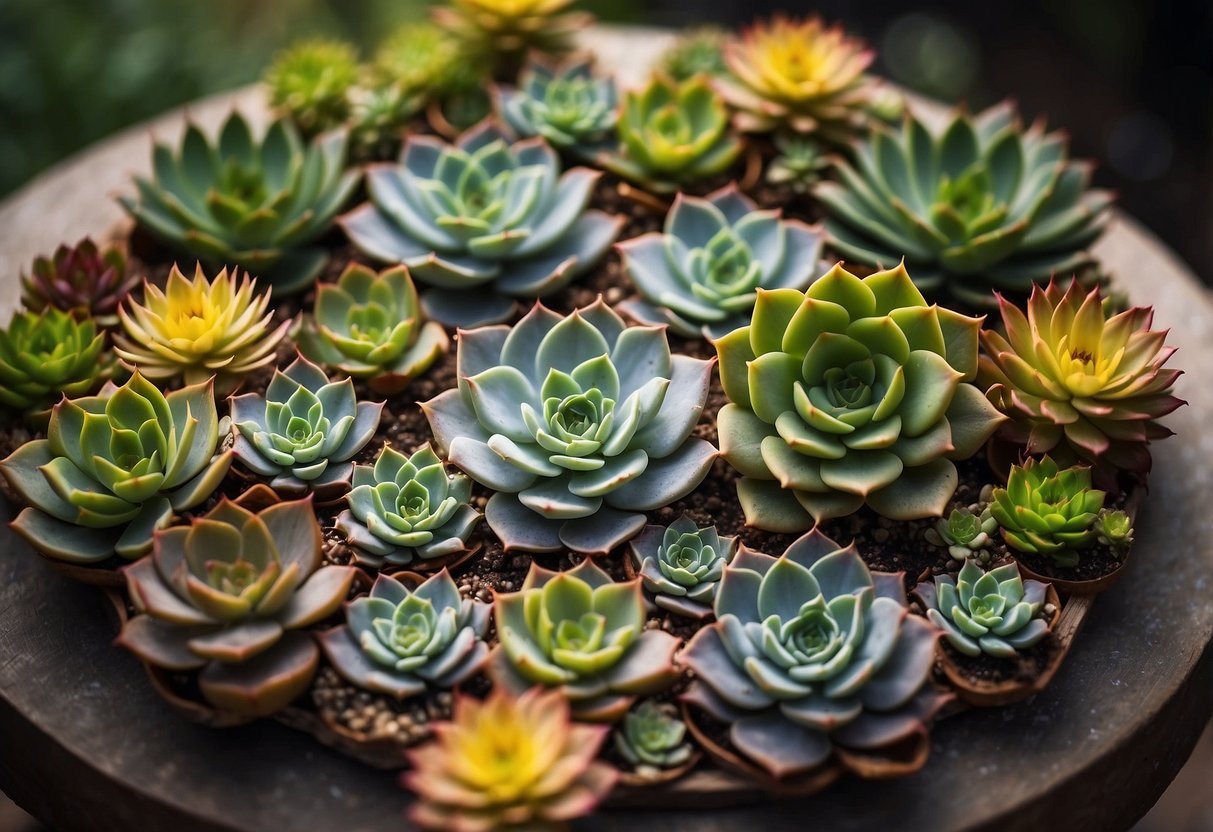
[207,558,262,596]
[824,363,874,409]
[554,612,607,655]
[937,167,996,225]
[947,510,981,545]
[784,602,843,661]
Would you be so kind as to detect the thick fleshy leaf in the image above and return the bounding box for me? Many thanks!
[198,632,320,716]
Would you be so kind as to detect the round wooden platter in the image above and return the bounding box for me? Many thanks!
[2,24,1212,832]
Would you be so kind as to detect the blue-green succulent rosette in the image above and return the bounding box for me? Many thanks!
[496,54,618,156]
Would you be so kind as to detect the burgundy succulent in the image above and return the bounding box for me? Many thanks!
[20,238,138,326]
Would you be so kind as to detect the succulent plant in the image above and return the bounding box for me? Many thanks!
[1094,508,1134,552]
[113,264,289,394]
[264,38,360,137]
[118,489,357,715]
[423,299,717,554]
[990,457,1105,567]
[915,560,1051,659]
[230,354,383,500]
[318,570,490,699]
[614,700,694,773]
[680,529,943,780]
[617,184,824,339]
[629,516,737,620]
[925,506,997,562]
[766,134,830,192]
[21,238,137,327]
[404,686,617,832]
[298,263,448,395]
[497,55,618,154]
[979,280,1184,478]
[489,558,682,721]
[659,26,732,82]
[119,111,358,294]
[335,443,480,569]
[0,308,110,421]
[0,374,232,563]
[340,122,622,327]
[600,74,742,194]
[432,0,592,77]
[348,83,425,163]
[715,263,1005,528]
[717,15,880,142]
[815,104,1114,307]
[372,22,479,98]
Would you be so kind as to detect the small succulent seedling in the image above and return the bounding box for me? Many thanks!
[925,506,998,563]
[628,515,737,620]
[765,134,830,192]
[613,700,694,775]
[659,26,732,81]
[1095,509,1134,553]
[916,560,1051,658]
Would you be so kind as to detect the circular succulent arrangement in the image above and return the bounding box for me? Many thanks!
[0,3,1187,828]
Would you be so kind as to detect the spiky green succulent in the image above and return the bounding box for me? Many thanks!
[1095,508,1133,552]
[488,558,681,722]
[371,22,478,99]
[990,457,1105,567]
[0,308,110,422]
[925,505,997,563]
[614,700,693,774]
[264,39,360,137]
[766,134,829,192]
[120,111,358,294]
[617,184,823,339]
[299,264,449,395]
[336,443,480,570]
[0,374,232,563]
[341,122,622,328]
[21,238,137,327]
[118,490,357,715]
[915,560,1051,659]
[230,355,383,500]
[422,299,717,555]
[659,26,732,82]
[680,530,944,780]
[319,570,490,699]
[629,516,737,620]
[815,103,1113,307]
[498,55,618,154]
[716,263,1005,528]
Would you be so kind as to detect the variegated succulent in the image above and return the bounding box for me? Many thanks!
[990,456,1105,567]
[21,238,137,327]
[497,54,618,155]
[628,516,737,620]
[0,308,110,422]
[915,560,1051,658]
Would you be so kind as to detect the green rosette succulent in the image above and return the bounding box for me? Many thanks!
[422,299,717,555]
[915,560,1051,659]
[432,0,592,78]
[766,134,829,192]
[814,103,1113,307]
[0,308,110,422]
[990,456,1105,567]
[617,184,824,339]
[0,374,232,563]
[264,38,360,137]
[1095,508,1134,552]
[230,355,383,500]
[488,558,682,722]
[498,55,618,155]
[119,111,358,294]
[925,505,997,562]
[659,26,732,82]
[614,700,694,774]
[599,73,742,194]
[716,263,1005,528]
[680,529,945,781]
[628,516,737,620]
[318,570,491,699]
[298,263,449,395]
[340,121,622,327]
[118,489,357,715]
[335,443,481,570]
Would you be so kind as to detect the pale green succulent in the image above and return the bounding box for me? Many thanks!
[990,456,1105,567]
[614,700,694,773]
[498,55,618,154]
[0,307,110,422]
[916,560,1051,659]
[629,516,737,620]
[659,26,731,82]
[925,505,997,562]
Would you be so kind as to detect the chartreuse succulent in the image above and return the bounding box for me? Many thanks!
[766,134,830,192]
[1095,509,1134,552]
[659,26,732,82]
[341,122,622,327]
[264,38,360,137]
[0,308,110,422]
[680,530,943,780]
[979,280,1184,477]
[0,374,231,563]
[916,560,1051,659]
[423,299,717,554]
[489,558,681,722]
[617,184,824,339]
[815,104,1114,307]
[114,264,289,394]
[990,456,1105,567]
[600,74,742,194]
[298,264,448,394]
[432,0,591,76]
[716,263,1005,528]
[118,490,357,715]
[629,516,738,620]
[336,443,480,569]
[498,55,618,155]
[231,355,383,500]
[319,570,490,699]
[21,238,137,327]
[614,700,694,774]
[119,111,358,294]
[404,686,617,832]
[925,506,997,563]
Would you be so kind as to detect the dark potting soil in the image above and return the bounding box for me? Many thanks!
[939,631,1060,686]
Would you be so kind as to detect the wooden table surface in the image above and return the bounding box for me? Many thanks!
[1,26,1212,832]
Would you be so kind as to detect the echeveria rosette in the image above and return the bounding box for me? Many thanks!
[0,374,232,564]
[990,456,1105,568]
[231,355,383,500]
[926,506,997,562]
[340,121,622,328]
[915,560,1051,659]
[21,238,137,327]
[336,444,481,570]
[498,54,618,156]
[422,299,717,555]
[118,491,357,716]
[119,111,358,294]
[0,308,110,422]
[614,700,694,774]
[716,263,1005,528]
[629,516,738,620]
[680,530,945,781]
[489,558,681,722]
[617,184,824,339]
[298,263,449,395]
[814,104,1113,307]
[318,570,490,699]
